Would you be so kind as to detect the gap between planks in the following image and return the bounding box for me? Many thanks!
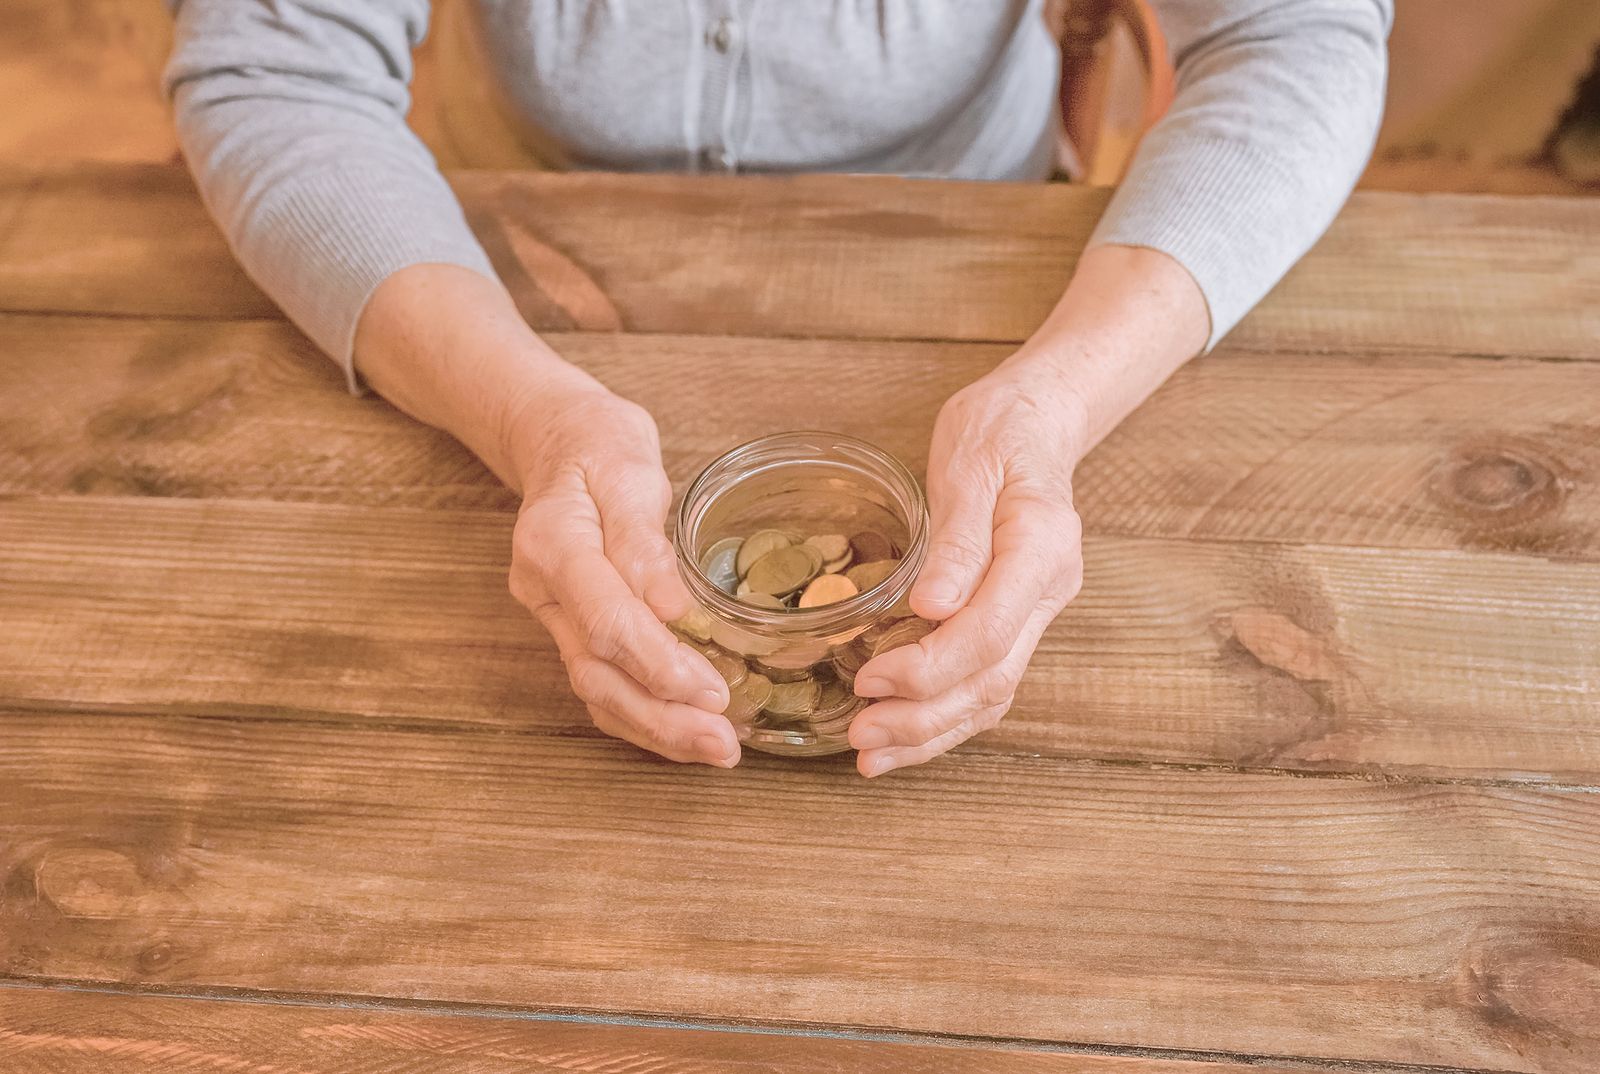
[0,971,1538,1074]
[5,699,1599,797]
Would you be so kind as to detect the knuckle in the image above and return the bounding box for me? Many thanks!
[893,647,942,700]
[933,530,990,575]
[567,655,613,707]
[968,608,1015,665]
[973,668,1018,709]
[896,707,949,746]
[974,702,1010,733]
[576,598,635,663]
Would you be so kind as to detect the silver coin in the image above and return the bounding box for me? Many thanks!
[698,536,744,594]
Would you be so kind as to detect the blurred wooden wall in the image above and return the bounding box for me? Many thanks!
[2,0,1595,193]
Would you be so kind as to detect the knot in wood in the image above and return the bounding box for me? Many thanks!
[1430,444,1564,526]
[33,847,149,917]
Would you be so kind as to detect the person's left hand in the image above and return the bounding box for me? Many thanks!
[846,363,1088,777]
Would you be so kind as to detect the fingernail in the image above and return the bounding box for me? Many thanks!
[853,676,892,698]
[920,580,959,605]
[863,755,896,778]
[694,735,737,767]
[693,687,726,713]
[852,725,891,750]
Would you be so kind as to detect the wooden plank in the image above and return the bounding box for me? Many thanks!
[3,495,1597,782]
[4,315,1598,558]
[4,712,1600,1070]
[1,165,1595,358]
[0,985,1314,1074]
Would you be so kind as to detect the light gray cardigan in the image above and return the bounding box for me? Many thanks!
[164,0,1391,383]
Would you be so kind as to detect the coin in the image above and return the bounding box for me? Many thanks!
[844,558,899,595]
[737,592,787,611]
[812,677,861,722]
[870,616,936,658]
[753,658,814,684]
[697,536,744,594]
[804,533,851,568]
[763,678,819,720]
[794,541,826,576]
[830,637,870,684]
[744,545,820,597]
[697,643,750,688]
[724,671,773,723]
[849,530,896,563]
[736,529,796,578]
[798,572,858,608]
[669,607,714,643]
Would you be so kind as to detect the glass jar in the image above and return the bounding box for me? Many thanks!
[673,432,931,757]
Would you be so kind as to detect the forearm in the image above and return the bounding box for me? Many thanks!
[999,244,1208,459]
[353,264,604,491]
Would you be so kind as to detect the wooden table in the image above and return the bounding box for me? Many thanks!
[2,164,1599,1073]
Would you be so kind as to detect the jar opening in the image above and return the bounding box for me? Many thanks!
[675,432,929,635]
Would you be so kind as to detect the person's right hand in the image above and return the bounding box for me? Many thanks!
[504,384,741,767]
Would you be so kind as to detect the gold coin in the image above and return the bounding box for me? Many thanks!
[844,558,899,595]
[735,578,752,597]
[737,592,787,611]
[849,530,896,563]
[794,541,826,576]
[668,607,714,643]
[744,545,820,596]
[811,677,862,723]
[804,533,850,565]
[870,617,936,659]
[753,655,816,684]
[831,637,870,682]
[763,678,819,719]
[736,529,796,578]
[696,643,749,688]
[797,572,859,608]
[724,672,773,723]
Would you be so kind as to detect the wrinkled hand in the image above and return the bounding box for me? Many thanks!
[846,367,1087,776]
[506,387,741,767]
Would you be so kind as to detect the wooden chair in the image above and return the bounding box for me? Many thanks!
[1055,0,1176,183]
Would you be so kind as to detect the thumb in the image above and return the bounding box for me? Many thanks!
[912,463,999,620]
[592,466,695,622]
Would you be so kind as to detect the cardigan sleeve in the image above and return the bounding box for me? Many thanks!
[1088,0,1392,348]
[164,0,499,390]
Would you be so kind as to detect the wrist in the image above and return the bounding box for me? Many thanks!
[494,361,612,493]
[993,345,1095,465]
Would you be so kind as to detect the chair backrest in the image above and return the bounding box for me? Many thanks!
[1056,0,1175,183]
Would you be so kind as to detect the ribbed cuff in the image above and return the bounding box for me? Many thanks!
[1088,132,1303,351]
[246,164,499,393]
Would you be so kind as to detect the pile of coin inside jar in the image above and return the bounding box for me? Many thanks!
[671,528,935,752]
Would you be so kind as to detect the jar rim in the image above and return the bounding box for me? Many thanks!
[674,431,929,634]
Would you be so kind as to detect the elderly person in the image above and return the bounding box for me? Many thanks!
[164,0,1390,776]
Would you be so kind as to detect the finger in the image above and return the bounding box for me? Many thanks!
[591,467,695,622]
[856,712,996,778]
[542,607,740,766]
[857,497,1076,700]
[522,501,728,710]
[849,604,1050,750]
[847,666,1014,751]
[911,454,1001,620]
[588,703,739,768]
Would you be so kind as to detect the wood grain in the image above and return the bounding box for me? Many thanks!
[0,985,1316,1074]
[4,713,1600,1070]
[3,495,1597,781]
[1,165,1596,358]
[4,315,1597,558]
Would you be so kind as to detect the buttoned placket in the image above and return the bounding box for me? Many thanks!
[691,0,747,173]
